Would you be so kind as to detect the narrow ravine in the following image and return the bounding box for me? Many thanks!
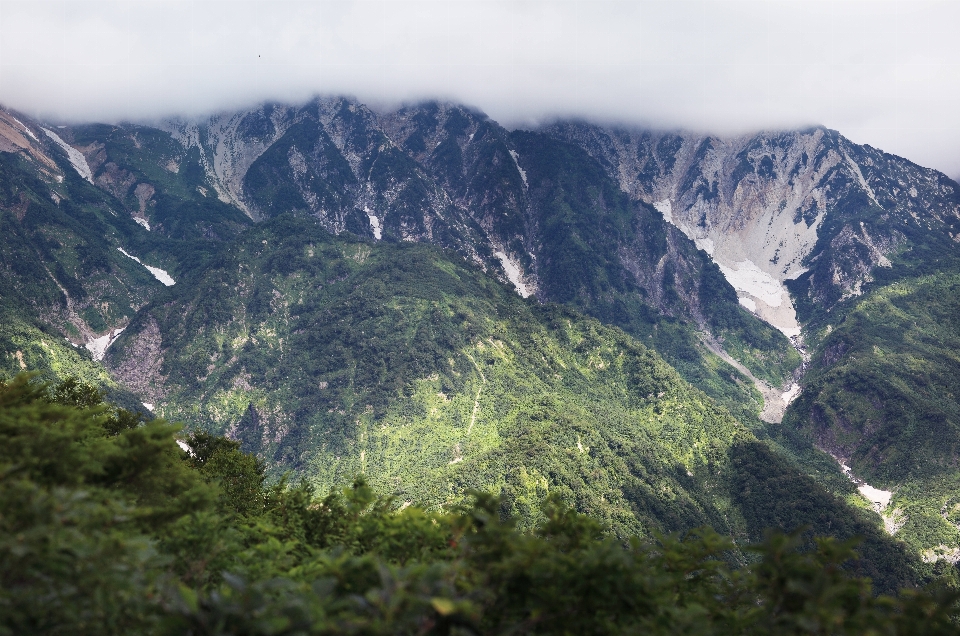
[701,334,805,424]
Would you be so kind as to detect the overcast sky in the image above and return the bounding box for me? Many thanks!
[2,0,960,175]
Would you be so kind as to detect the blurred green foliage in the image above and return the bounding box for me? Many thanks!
[2,374,958,635]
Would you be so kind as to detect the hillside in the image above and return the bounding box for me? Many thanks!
[101,214,917,589]
[543,124,960,334]
[4,97,960,575]
[157,99,799,419]
[542,121,960,555]
[783,273,960,557]
[3,376,952,633]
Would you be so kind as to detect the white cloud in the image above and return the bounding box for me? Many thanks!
[2,0,959,175]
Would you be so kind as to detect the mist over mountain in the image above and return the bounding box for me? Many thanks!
[4,1,960,176]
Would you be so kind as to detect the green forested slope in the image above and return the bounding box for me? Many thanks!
[3,376,953,634]
[108,215,753,538]
[104,216,921,592]
[786,272,960,554]
[506,129,800,395]
[4,104,953,590]
[0,151,157,337]
[0,126,250,395]
[229,101,800,419]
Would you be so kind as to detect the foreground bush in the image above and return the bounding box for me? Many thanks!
[1,373,958,634]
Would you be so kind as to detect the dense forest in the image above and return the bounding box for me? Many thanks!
[3,373,959,634]
[5,99,960,632]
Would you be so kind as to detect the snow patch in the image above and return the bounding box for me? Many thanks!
[717,260,784,307]
[117,248,175,286]
[695,237,715,255]
[858,484,892,512]
[780,325,802,338]
[85,327,124,362]
[176,440,194,456]
[365,207,382,240]
[657,201,804,338]
[134,217,151,231]
[655,198,706,250]
[838,460,893,514]
[653,199,673,223]
[11,116,38,142]
[781,383,801,405]
[41,128,94,183]
[142,403,154,412]
[494,251,531,298]
[508,150,527,188]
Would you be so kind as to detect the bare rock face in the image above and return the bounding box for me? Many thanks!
[0,108,64,181]
[543,124,960,333]
[161,103,299,218]
[156,99,732,331]
[9,98,960,351]
[106,317,166,403]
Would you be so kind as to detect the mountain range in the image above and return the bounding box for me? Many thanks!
[2,96,960,579]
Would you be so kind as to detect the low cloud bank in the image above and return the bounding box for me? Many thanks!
[3,1,959,175]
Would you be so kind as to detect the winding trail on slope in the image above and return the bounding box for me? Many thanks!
[464,352,486,435]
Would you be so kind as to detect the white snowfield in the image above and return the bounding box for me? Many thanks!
[117,248,176,286]
[717,260,784,307]
[738,297,757,312]
[509,150,528,188]
[655,197,804,338]
[41,128,94,183]
[494,251,531,298]
[653,199,674,224]
[85,328,124,362]
[838,460,893,514]
[134,217,151,231]
[12,116,38,142]
[365,207,382,240]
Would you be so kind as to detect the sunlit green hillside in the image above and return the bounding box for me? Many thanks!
[786,272,960,555]
[102,215,918,590]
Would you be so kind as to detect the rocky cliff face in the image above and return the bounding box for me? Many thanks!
[542,124,960,336]
[154,99,767,331]
[125,100,799,411]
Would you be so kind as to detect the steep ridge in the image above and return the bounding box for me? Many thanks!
[9,99,956,572]
[150,98,798,419]
[538,123,960,555]
[0,102,939,582]
[0,106,249,395]
[0,127,160,346]
[783,273,960,555]
[542,124,960,336]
